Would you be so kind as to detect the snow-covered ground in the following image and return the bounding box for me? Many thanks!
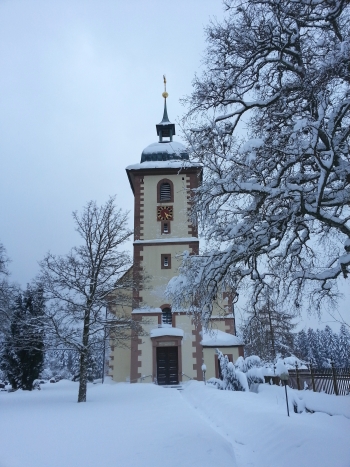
[0,380,349,467]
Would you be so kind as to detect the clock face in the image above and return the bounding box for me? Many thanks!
[157,206,173,221]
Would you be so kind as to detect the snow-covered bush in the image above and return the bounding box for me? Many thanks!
[282,356,308,370]
[41,348,103,382]
[234,355,265,388]
[208,350,248,391]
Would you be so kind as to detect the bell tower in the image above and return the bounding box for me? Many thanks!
[109,79,243,385]
[125,80,202,383]
[126,79,202,311]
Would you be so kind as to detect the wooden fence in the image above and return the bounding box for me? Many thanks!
[287,363,350,396]
[264,363,350,395]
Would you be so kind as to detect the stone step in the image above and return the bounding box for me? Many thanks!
[161,384,184,390]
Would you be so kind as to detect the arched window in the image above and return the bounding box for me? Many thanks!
[162,307,172,325]
[160,182,171,201]
[157,179,174,203]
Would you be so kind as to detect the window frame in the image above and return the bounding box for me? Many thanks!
[161,220,171,234]
[161,307,172,325]
[157,178,174,203]
[161,254,171,269]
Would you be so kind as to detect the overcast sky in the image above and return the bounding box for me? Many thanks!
[0,0,347,330]
[0,0,224,281]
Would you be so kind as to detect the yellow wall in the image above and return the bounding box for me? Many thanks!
[140,243,190,308]
[138,315,159,380]
[136,172,198,309]
[203,347,241,380]
[107,270,133,382]
[174,314,198,380]
[110,330,132,382]
[142,174,192,240]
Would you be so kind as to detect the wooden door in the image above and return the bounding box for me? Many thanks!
[156,347,178,385]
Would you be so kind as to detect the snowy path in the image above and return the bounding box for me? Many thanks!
[1,380,349,467]
[0,381,237,467]
[182,382,350,467]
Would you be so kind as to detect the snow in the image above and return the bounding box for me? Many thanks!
[134,237,199,244]
[142,141,187,155]
[0,380,349,467]
[126,160,201,170]
[183,382,350,467]
[0,380,236,467]
[238,138,264,153]
[132,307,162,314]
[149,327,184,338]
[275,360,288,377]
[201,329,243,346]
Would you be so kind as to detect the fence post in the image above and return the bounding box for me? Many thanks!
[331,361,338,396]
[309,362,316,392]
[295,361,300,390]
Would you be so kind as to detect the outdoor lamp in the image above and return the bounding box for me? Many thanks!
[201,363,207,385]
[279,372,290,417]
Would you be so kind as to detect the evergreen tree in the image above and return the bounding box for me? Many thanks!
[1,285,45,390]
[322,325,340,366]
[338,325,350,367]
[294,329,310,362]
[294,325,350,368]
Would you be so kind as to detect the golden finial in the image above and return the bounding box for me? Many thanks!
[162,74,168,99]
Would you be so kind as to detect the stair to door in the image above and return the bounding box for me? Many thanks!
[162,384,184,391]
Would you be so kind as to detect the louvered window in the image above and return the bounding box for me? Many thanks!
[160,182,171,201]
[162,307,172,325]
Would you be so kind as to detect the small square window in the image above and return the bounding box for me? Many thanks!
[161,254,171,269]
[161,220,170,234]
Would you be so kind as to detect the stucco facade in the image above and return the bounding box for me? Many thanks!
[109,97,243,384]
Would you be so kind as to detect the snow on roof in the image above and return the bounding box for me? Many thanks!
[201,329,243,347]
[134,237,199,244]
[142,141,187,155]
[132,307,162,314]
[149,327,184,338]
[126,160,201,170]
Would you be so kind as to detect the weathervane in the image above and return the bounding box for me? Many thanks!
[162,75,168,99]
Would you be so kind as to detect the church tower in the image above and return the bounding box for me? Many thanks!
[109,79,243,385]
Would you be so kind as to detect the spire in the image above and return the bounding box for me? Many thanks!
[156,75,175,142]
[161,99,170,123]
[161,75,170,123]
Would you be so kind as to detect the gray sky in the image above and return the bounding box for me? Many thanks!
[0,0,347,330]
[0,0,224,284]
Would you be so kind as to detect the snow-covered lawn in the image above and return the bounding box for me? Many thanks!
[0,380,349,467]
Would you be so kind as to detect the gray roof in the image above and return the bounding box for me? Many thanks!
[141,141,189,163]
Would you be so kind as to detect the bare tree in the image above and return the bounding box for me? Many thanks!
[40,197,136,402]
[168,0,350,325]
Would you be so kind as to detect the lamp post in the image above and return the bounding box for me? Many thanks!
[279,372,290,417]
[102,307,108,384]
[202,363,207,385]
[232,292,239,336]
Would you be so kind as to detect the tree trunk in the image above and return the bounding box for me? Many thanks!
[267,298,276,360]
[78,309,90,403]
